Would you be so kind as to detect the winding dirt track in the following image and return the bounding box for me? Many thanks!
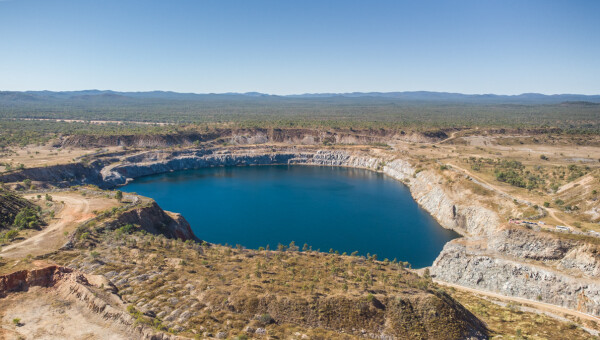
[448,163,573,228]
[1,194,96,259]
[435,130,460,145]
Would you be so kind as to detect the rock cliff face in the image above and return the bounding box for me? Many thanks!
[0,265,72,294]
[0,161,106,188]
[2,146,599,317]
[432,242,600,316]
[60,128,448,148]
[108,202,197,241]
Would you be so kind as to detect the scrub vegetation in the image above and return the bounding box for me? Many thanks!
[0,92,599,149]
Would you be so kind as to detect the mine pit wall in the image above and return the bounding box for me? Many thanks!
[2,148,600,316]
[59,128,448,149]
[99,149,499,238]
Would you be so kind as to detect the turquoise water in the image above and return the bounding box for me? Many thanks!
[122,165,459,268]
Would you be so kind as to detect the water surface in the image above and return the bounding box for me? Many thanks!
[123,165,458,267]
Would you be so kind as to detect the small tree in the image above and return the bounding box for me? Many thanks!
[115,190,123,202]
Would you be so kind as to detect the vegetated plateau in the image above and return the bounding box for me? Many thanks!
[0,91,599,340]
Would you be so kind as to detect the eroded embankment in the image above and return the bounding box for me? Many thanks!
[0,265,183,340]
[2,147,600,316]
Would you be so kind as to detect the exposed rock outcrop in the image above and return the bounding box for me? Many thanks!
[0,265,73,294]
[431,242,600,316]
[108,202,197,241]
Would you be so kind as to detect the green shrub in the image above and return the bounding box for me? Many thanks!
[116,224,136,235]
[5,229,19,241]
[13,207,41,229]
[258,313,274,324]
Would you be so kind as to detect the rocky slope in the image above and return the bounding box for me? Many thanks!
[108,201,197,241]
[0,265,183,339]
[432,241,600,316]
[51,225,489,340]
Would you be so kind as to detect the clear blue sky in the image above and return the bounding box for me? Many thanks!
[0,0,598,94]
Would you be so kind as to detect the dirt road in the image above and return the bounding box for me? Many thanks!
[1,193,115,259]
[448,162,574,228]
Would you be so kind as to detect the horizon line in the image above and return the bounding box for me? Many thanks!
[2,89,600,97]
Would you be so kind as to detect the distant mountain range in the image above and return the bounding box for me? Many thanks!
[1,90,599,105]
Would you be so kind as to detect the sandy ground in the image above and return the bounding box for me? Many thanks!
[1,192,119,259]
[557,173,596,194]
[0,286,130,340]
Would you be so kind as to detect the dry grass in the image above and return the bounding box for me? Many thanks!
[44,224,475,339]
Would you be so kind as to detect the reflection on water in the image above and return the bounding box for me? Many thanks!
[123,165,459,268]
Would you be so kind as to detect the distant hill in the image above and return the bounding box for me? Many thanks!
[287,91,600,104]
[1,90,599,104]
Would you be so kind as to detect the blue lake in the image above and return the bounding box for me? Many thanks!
[122,165,459,268]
